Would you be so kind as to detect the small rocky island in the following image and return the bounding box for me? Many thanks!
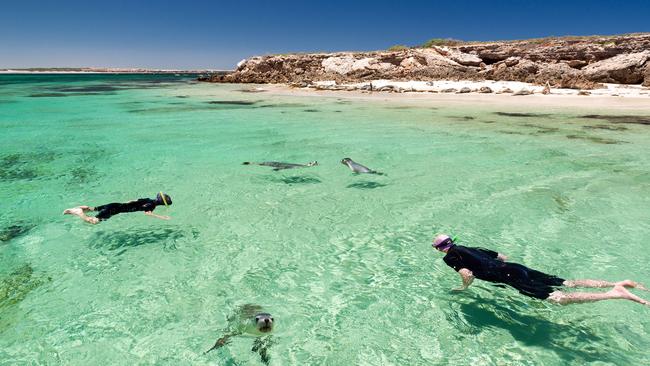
[202,33,650,92]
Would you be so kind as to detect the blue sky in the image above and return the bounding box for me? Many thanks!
[1,0,649,69]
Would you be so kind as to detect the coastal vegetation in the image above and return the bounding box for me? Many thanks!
[388,45,409,51]
[421,38,464,47]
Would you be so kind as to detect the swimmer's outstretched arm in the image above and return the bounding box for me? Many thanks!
[144,211,170,220]
[453,268,474,291]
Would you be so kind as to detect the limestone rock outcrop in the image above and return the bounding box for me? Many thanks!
[205,33,650,90]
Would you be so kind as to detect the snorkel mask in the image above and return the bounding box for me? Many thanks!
[432,234,457,251]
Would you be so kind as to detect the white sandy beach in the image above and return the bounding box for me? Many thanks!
[258,80,650,111]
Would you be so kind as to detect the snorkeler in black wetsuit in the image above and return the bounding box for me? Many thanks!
[432,234,650,306]
[63,192,172,224]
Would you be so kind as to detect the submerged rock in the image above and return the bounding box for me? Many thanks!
[580,114,650,125]
[0,221,34,242]
[0,264,49,309]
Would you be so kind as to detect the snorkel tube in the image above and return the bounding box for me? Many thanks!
[157,192,171,207]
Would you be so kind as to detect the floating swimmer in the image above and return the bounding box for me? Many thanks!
[63,192,172,224]
[205,304,275,364]
[340,158,383,175]
[243,161,318,171]
[432,234,650,306]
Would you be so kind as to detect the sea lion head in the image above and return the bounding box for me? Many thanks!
[341,158,352,165]
[254,312,274,332]
[307,161,319,167]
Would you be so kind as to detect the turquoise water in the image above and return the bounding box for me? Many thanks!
[1,74,650,365]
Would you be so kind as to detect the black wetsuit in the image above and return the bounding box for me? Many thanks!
[93,199,157,221]
[443,245,565,299]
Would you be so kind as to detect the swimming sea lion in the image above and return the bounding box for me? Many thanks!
[205,304,275,364]
[243,161,318,171]
[340,158,383,175]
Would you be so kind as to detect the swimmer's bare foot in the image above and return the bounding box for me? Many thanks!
[616,280,648,291]
[610,285,650,306]
[63,207,84,216]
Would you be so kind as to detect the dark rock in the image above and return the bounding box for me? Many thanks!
[457,87,472,93]
[495,112,550,117]
[478,86,493,93]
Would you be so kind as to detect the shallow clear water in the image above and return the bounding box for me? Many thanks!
[1,74,650,365]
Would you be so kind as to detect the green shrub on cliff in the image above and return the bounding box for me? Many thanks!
[421,38,464,47]
[388,45,409,51]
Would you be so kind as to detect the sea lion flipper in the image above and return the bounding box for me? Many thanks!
[205,331,239,354]
[252,336,274,365]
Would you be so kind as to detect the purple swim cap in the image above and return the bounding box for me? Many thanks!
[432,234,454,250]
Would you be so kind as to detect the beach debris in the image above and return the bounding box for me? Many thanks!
[577,90,591,96]
[457,87,472,93]
[478,86,493,93]
[496,88,514,94]
[513,89,534,96]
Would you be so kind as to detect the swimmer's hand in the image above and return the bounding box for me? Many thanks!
[144,212,171,220]
[497,253,508,262]
[453,268,474,291]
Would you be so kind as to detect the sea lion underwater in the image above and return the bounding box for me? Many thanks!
[205,304,275,364]
[243,161,318,171]
[340,158,384,175]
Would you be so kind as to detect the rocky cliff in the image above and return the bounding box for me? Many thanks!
[204,34,650,89]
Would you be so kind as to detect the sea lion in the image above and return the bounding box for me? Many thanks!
[205,304,275,364]
[340,158,383,175]
[243,161,318,171]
